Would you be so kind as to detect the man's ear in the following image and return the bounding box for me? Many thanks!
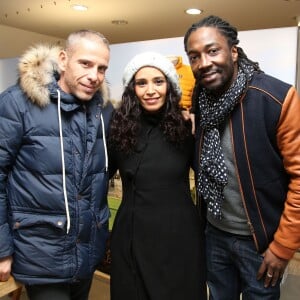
[231,46,238,63]
[58,50,67,71]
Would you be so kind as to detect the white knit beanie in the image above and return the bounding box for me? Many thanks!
[122,51,182,98]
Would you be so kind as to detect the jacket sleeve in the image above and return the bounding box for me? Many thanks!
[270,86,300,259]
[0,88,24,258]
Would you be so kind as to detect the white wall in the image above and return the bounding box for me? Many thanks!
[106,26,297,101]
[0,57,19,92]
[0,24,64,59]
[0,24,65,93]
[0,27,297,95]
[238,27,297,87]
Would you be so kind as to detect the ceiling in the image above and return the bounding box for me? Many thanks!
[0,0,300,46]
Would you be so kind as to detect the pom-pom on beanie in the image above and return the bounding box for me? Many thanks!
[122,51,182,98]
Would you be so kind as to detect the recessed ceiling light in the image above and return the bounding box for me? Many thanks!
[71,4,88,11]
[185,8,202,15]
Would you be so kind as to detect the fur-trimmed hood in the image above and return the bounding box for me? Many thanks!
[18,43,110,108]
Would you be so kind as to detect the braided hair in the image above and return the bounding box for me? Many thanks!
[184,15,262,72]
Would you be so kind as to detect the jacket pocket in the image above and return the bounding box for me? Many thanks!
[12,212,72,278]
[12,213,67,233]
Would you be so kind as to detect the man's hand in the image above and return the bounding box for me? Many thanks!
[0,256,13,281]
[181,109,195,135]
[256,248,289,288]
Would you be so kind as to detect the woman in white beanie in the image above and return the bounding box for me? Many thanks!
[108,52,206,300]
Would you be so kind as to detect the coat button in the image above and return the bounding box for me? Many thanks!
[77,194,82,200]
[57,221,63,227]
[14,222,20,229]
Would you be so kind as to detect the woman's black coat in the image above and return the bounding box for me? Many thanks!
[109,114,207,299]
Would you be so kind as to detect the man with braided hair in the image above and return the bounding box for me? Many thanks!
[184,15,300,299]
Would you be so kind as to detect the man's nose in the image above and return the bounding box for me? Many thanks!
[198,55,212,69]
[87,68,99,81]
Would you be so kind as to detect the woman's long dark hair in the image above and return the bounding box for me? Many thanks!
[108,78,190,154]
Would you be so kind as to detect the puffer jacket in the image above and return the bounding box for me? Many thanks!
[173,56,195,109]
[195,72,300,260]
[0,44,113,284]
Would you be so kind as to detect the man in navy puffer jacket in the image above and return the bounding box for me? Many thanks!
[0,30,113,300]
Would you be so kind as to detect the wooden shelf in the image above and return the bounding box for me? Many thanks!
[0,276,22,299]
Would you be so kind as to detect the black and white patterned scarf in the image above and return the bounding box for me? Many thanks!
[196,61,255,219]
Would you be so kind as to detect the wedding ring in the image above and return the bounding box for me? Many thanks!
[267,272,273,278]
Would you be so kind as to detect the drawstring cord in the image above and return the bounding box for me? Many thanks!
[56,89,71,234]
[100,113,108,172]
[56,90,108,234]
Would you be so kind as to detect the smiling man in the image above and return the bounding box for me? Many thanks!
[58,32,109,101]
[0,30,113,300]
[184,15,300,300]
